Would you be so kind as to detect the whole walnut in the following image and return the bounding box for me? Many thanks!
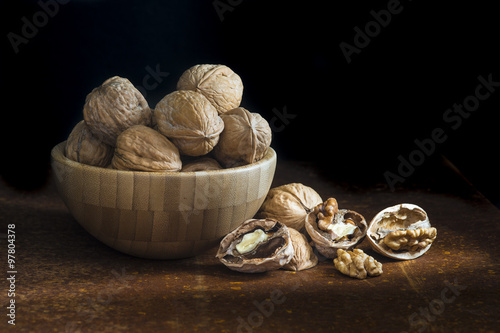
[64,120,113,167]
[111,125,182,172]
[257,183,323,231]
[83,76,151,146]
[213,107,272,168]
[181,157,223,172]
[177,64,243,114]
[154,90,224,156]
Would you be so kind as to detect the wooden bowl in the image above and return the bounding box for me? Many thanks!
[50,142,277,259]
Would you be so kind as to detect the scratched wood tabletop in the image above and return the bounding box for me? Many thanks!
[0,155,499,332]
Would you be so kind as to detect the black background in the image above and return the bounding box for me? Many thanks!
[2,0,499,207]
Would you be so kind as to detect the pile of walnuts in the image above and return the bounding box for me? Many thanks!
[64,64,272,172]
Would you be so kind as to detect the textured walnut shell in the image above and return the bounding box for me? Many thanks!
[64,120,113,167]
[334,249,383,279]
[83,76,151,146]
[257,183,323,231]
[281,228,318,271]
[216,219,294,273]
[177,64,243,114]
[111,125,181,172]
[305,204,367,259]
[367,203,437,260]
[181,157,222,172]
[154,90,224,156]
[213,107,272,168]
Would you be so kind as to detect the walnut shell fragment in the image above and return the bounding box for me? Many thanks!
[281,228,318,271]
[154,90,224,156]
[83,76,151,146]
[64,120,113,167]
[305,198,367,259]
[181,157,222,172]
[367,203,437,260]
[177,64,243,114]
[334,249,383,279]
[213,107,272,168]
[111,125,182,172]
[216,219,294,273]
[257,183,323,231]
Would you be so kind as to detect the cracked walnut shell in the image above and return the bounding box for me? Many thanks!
[65,120,113,167]
[257,183,323,231]
[334,249,383,279]
[213,107,272,168]
[83,76,151,146]
[305,198,367,259]
[216,219,294,273]
[281,228,318,271]
[111,125,181,172]
[154,90,224,156]
[367,203,437,260]
[177,64,243,114]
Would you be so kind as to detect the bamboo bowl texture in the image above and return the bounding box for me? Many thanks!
[51,142,277,259]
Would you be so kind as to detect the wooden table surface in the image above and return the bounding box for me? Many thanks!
[1,155,499,332]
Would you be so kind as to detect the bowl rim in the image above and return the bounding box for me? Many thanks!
[51,141,277,177]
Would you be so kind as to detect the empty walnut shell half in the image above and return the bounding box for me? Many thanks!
[216,219,294,273]
[305,198,367,259]
[257,183,323,231]
[65,120,114,167]
[177,64,244,114]
[154,90,224,156]
[367,203,437,260]
[281,228,318,271]
[83,76,151,146]
[213,107,272,168]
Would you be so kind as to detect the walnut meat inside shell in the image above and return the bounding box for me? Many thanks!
[177,64,243,114]
[64,120,113,167]
[367,203,437,260]
[257,183,323,231]
[83,76,151,146]
[213,107,272,168]
[305,198,367,258]
[216,219,294,273]
[111,125,182,172]
[154,90,224,156]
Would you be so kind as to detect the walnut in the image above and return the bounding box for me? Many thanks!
[181,157,222,172]
[64,120,113,167]
[305,198,367,258]
[384,228,437,251]
[216,219,294,273]
[334,249,383,279]
[257,183,323,231]
[154,90,224,156]
[111,125,182,172]
[83,76,151,146]
[213,107,272,168]
[177,64,243,114]
[367,203,437,260]
[281,228,318,271]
